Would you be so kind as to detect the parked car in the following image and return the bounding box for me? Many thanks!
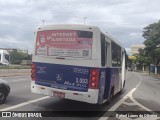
[0,79,10,104]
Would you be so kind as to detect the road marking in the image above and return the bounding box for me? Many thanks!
[12,79,28,82]
[10,76,28,78]
[123,101,137,106]
[107,72,143,112]
[107,88,137,111]
[0,75,30,78]
[99,73,147,120]
[0,96,50,111]
[130,74,152,111]
[100,73,160,120]
[0,78,29,83]
[136,73,142,88]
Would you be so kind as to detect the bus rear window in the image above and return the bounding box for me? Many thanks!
[35,30,93,58]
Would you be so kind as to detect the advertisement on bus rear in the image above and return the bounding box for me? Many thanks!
[35,30,93,58]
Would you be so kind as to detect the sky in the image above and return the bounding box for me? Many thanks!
[0,0,160,54]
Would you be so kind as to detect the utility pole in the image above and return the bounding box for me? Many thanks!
[84,17,87,24]
[42,20,45,26]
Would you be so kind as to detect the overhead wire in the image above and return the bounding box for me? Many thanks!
[52,0,84,23]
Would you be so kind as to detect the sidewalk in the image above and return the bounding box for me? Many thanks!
[132,70,160,79]
[0,69,31,77]
[149,74,160,79]
[142,71,160,78]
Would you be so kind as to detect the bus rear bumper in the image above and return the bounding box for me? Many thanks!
[31,82,99,104]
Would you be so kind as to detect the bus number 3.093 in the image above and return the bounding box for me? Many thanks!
[76,78,88,84]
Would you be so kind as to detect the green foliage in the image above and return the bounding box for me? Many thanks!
[142,20,160,65]
[10,51,32,64]
[134,49,152,65]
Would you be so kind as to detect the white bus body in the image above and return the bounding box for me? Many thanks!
[31,24,126,104]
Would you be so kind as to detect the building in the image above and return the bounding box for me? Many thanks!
[0,48,28,54]
[17,49,28,54]
[130,44,145,55]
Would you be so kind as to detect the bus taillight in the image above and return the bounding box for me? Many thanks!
[31,63,36,81]
[89,69,99,89]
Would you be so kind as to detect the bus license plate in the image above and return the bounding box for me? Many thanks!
[53,91,65,98]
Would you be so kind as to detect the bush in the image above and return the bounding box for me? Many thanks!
[10,51,32,64]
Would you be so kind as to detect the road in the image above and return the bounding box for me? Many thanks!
[0,71,160,120]
[133,73,160,111]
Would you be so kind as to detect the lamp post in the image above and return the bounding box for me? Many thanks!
[84,17,87,24]
[155,44,160,74]
[42,20,45,26]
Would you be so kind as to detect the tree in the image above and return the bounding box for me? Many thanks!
[142,20,160,65]
[133,49,152,70]
[10,51,32,64]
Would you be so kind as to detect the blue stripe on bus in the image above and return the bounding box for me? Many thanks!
[98,68,122,104]
[33,62,122,103]
[34,62,93,92]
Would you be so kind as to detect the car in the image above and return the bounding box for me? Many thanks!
[0,79,10,104]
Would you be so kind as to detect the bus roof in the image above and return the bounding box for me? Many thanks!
[37,24,99,31]
[37,24,124,49]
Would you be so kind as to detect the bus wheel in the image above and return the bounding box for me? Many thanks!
[107,88,114,104]
[120,81,125,94]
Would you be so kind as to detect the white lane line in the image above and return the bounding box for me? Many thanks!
[108,72,143,112]
[135,76,142,88]
[99,73,143,120]
[0,96,50,111]
[108,73,142,111]
[0,75,30,78]
[130,96,152,111]
[0,78,29,83]
[101,73,160,120]
[123,101,137,106]
[98,89,137,120]
[11,76,28,78]
[12,79,28,82]
[130,74,152,111]
[108,88,137,111]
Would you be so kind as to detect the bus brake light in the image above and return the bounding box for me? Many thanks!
[91,76,96,81]
[31,63,36,81]
[89,69,99,89]
[91,70,97,76]
[32,64,35,69]
[91,82,96,87]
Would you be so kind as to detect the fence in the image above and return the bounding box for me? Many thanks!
[150,64,160,73]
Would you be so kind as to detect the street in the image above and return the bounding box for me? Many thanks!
[0,71,160,120]
[1,0,160,120]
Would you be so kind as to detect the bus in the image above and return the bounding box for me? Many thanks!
[0,49,10,66]
[31,24,127,104]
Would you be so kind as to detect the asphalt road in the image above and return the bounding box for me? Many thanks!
[133,73,160,111]
[0,71,160,120]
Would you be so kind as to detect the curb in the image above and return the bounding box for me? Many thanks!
[132,71,160,79]
[0,73,30,77]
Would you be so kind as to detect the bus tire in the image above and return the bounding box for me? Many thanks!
[107,87,114,104]
[120,81,125,94]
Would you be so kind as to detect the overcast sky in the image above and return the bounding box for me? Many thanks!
[0,0,160,54]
